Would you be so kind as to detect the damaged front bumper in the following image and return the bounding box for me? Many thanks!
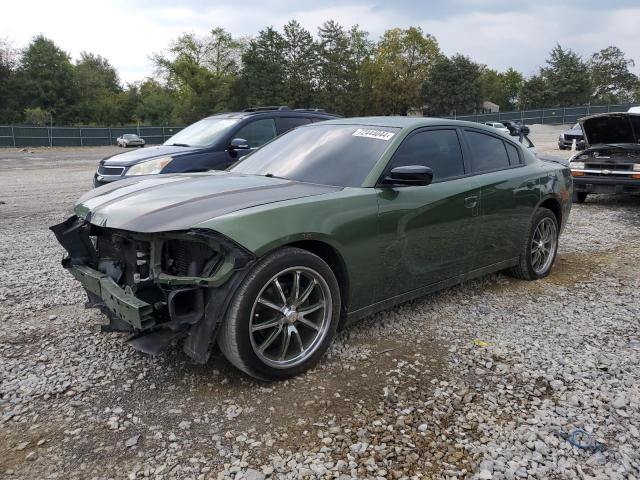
[50,215,255,363]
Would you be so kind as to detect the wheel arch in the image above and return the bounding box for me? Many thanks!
[537,195,562,228]
[283,239,350,325]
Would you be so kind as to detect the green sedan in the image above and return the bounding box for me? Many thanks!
[51,117,572,380]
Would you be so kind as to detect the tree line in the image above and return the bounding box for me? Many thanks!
[1,21,639,126]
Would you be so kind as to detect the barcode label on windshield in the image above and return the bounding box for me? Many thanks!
[352,128,395,141]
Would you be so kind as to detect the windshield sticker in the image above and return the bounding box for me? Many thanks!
[352,128,395,141]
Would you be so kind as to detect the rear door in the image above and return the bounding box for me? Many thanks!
[376,127,482,298]
[462,128,539,266]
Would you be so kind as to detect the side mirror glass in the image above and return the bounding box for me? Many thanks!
[383,165,433,187]
[229,138,250,150]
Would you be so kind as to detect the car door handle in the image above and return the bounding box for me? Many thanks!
[464,195,478,209]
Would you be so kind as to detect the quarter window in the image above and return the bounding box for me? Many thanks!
[466,130,510,173]
[234,119,277,148]
[389,129,464,181]
[505,142,521,165]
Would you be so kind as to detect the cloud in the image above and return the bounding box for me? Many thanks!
[1,0,638,83]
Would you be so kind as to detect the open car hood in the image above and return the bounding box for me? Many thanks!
[579,113,640,148]
[75,171,339,232]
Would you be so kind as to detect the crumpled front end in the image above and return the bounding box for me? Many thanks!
[50,215,255,362]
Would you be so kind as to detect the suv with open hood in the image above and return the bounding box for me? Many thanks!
[568,113,640,203]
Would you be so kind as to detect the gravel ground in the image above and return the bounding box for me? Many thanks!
[1,125,639,479]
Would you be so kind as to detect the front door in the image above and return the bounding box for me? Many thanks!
[376,128,482,299]
[225,118,278,165]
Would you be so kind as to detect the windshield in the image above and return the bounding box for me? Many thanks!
[164,117,240,148]
[123,134,137,138]
[230,124,400,187]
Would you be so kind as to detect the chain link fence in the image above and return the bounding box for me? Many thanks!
[1,102,639,148]
[447,103,640,125]
[0,125,184,148]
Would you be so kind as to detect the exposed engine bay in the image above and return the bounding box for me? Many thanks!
[50,215,255,362]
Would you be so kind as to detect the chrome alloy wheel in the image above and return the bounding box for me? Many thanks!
[249,266,332,369]
[531,217,557,275]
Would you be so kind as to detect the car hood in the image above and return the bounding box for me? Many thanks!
[102,145,200,167]
[75,172,340,232]
[579,113,640,147]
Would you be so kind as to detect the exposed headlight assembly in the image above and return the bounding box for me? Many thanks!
[125,156,173,176]
[570,161,585,170]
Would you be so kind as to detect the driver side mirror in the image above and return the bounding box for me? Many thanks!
[382,165,433,187]
[228,138,250,150]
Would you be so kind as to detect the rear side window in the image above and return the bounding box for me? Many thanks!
[466,130,510,173]
[234,118,277,148]
[389,129,464,181]
[275,117,312,134]
[505,142,521,165]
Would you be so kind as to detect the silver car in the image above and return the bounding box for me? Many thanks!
[117,133,145,148]
[483,122,510,136]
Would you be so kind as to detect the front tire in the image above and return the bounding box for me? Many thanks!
[507,207,559,281]
[218,247,341,380]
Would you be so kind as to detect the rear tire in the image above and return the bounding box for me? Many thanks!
[507,207,559,281]
[573,191,587,204]
[218,247,341,380]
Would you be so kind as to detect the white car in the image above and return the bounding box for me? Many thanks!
[116,133,145,148]
[483,122,510,135]
[628,106,640,114]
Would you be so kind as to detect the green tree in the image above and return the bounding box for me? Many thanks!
[153,28,243,122]
[481,67,523,111]
[0,38,18,122]
[519,74,549,108]
[135,79,176,125]
[15,35,78,123]
[588,46,638,103]
[342,25,374,116]
[23,106,50,126]
[316,20,353,114]
[238,27,287,108]
[421,54,483,116]
[282,20,318,108]
[370,27,440,115]
[542,44,590,106]
[74,52,122,124]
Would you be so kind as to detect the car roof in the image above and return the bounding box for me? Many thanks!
[317,116,502,132]
[206,110,339,120]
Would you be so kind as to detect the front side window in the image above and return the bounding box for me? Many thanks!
[230,124,399,187]
[465,130,510,173]
[234,119,277,148]
[389,129,464,182]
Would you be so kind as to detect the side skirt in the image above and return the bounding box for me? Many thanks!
[344,258,518,326]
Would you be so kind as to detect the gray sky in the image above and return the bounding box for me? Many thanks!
[2,0,639,84]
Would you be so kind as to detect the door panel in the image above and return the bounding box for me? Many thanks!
[475,168,539,265]
[375,176,482,300]
[462,128,540,267]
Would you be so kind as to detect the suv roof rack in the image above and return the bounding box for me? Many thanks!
[242,106,290,112]
[294,108,326,113]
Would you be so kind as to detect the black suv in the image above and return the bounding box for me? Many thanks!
[94,107,338,187]
[501,120,531,136]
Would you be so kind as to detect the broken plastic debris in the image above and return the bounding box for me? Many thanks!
[473,339,493,348]
[558,429,604,452]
